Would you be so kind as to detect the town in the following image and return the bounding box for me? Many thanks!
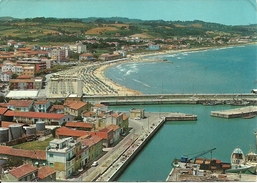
[0,17,256,181]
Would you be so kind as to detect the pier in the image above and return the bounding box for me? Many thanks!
[165,112,197,121]
[83,93,257,105]
[210,106,257,118]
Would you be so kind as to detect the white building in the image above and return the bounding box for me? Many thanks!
[46,137,88,180]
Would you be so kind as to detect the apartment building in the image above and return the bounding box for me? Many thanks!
[46,137,88,180]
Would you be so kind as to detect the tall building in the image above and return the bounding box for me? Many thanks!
[51,49,66,62]
[46,137,88,180]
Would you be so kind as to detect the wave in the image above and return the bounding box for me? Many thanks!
[132,79,150,87]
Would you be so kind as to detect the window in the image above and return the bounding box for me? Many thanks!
[49,163,53,167]
[49,153,54,157]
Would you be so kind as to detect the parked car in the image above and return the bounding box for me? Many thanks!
[91,161,98,167]
[134,117,141,120]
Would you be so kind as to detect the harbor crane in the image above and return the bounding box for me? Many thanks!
[180,148,216,163]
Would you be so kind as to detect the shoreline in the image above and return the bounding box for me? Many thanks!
[93,42,256,96]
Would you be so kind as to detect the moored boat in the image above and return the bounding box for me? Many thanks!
[241,113,256,119]
[226,147,254,174]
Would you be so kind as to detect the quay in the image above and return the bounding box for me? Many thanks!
[73,112,196,182]
[165,112,197,121]
[210,106,257,118]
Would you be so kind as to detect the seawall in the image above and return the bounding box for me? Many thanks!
[99,117,166,181]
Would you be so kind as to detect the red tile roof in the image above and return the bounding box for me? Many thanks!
[1,147,46,160]
[49,105,64,112]
[106,124,120,131]
[4,111,66,120]
[94,103,106,108]
[17,75,32,79]
[65,122,94,129]
[8,100,34,107]
[87,130,111,140]
[64,101,87,110]
[81,135,102,147]
[83,111,95,117]
[34,100,48,105]
[9,164,37,179]
[56,126,88,137]
[0,107,8,115]
[38,166,56,180]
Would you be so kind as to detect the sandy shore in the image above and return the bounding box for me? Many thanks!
[94,62,141,95]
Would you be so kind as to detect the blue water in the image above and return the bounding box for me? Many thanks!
[105,44,257,182]
[105,45,257,94]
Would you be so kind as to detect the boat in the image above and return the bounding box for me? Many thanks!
[226,148,254,174]
[241,113,256,119]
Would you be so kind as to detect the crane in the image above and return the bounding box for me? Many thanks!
[180,148,216,163]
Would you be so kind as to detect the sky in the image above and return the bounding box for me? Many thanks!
[0,0,256,25]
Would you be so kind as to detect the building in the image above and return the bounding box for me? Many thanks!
[63,100,91,117]
[33,99,51,113]
[65,121,94,131]
[2,164,38,182]
[79,135,103,164]
[55,126,89,139]
[9,77,35,90]
[7,100,34,112]
[3,111,73,125]
[0,71,12,82]
[51,48,66,62]
[17,59,47,72]
[106,112,128,133]
[98,53,122,61]
[34,77,43,90]
[5,90,39,99]
[0,146,46,166]
[22,65,35,77]
[46,137,88,180]
[130,108,145,119]
[79,53,94,61]
[49,105,64,114]
[37,166,56,182]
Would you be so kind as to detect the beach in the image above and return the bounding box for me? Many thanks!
[45,43,256,98]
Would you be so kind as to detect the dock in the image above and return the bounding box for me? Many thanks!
[210,106,257,118]
[166,161,257,182]
[165,112,197,121]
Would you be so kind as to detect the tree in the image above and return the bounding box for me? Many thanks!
[11,73,18,79]
[2,156,23,169]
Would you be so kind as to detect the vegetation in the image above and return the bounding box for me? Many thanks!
[13,137,54,150]
[0,17,256,45]
[2,156,23,169]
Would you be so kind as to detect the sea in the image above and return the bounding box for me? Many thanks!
[104,44,257,181]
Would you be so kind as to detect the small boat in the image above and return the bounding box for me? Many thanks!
[226,148,253,174]
[241,113,256,119]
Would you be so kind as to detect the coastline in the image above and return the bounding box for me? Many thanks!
[93,42,256,96]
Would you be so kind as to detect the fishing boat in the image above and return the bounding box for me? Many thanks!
[226,148,254,174]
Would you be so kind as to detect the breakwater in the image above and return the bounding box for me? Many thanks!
[107,117,166,181]
[82,93,257,105]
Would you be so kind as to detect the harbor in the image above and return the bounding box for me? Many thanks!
[69,111,200,181]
